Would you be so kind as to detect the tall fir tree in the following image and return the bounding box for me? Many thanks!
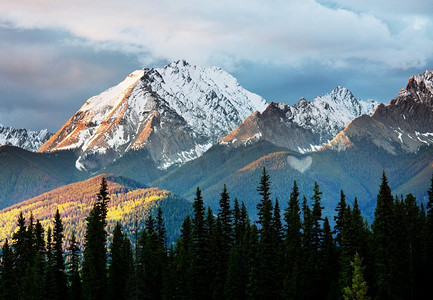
[45,226,56,299]
[67,232,81,300]
[300,195,316,299]
[12,212,31,299]
[334,189,347,247]
[156,207,167,251]
[321,217,339,299]
[138,215,165,300]
[246,224,260,299]
[343,253,370,300]
[371,171,397,300]
[311,182,324,258]
[255,168,279,299]
[233,198,242,246]
[218,184,233,250]
[0,239,16,299]
[52,208,67,299]
[256,167,271,225]
[426,174,433,288]
[191,187,209,299]
[82,177,110,300]
[273,198,283,243]
[174,216,193,299]
[283,180,303,299]
[108,222,130,300]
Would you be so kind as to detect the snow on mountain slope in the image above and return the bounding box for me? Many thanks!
[290,87,378,140]
[0,125,51,151]
[220,86,379,152]
[39,60,267,171]
[326,70,433,154]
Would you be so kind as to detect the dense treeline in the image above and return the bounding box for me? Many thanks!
[1,170,432,299]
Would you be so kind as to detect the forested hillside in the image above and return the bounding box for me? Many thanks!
[0,174,191,246]
[0,170,432,299]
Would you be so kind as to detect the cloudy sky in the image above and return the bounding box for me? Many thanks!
[1,0,432,131]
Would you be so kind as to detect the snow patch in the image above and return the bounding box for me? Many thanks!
[0,125,51,151]
[75,157,86,171]
[287,156,313,173]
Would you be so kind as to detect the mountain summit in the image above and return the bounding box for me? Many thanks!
[327,70,433,154]
[0,125,51,151]
[39,60,267,171]
[220,86,378,152]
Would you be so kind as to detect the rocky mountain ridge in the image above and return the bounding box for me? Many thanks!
[326,70,433,154]
[220,86,379,152]
[0,125,51,151]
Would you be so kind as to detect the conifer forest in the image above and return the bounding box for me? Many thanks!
[1,169,433,300]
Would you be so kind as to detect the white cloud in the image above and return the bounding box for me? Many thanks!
[1,0,432,71]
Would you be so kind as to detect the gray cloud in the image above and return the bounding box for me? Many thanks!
[0,0,432,131]
[0,26,141,130]
[2,0,432,69]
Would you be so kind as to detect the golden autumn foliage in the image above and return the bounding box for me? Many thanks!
[0,174,191,247]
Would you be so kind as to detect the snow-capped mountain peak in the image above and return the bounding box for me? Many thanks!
[326,70,433,154]
[39,61,268,171]
[220,87,379,152]
[0,125,51,151]
[291,86,379,137]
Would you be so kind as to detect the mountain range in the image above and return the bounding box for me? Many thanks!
[220,86,378,152]
[0,125,51,151]
[1,61,432,229]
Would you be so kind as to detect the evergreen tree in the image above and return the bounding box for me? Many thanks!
[12,212,31,298]
[224,245,245,300]
[339,205,354,293]
[123,234,135,300]
[309,182,324,298]
[334,189,347,246]
[311,182,323,258]
[246,224,260,299]
[283,180,302,299]
[300,195,315,299]
[273,198,283,243]
[211,216,226,299]
[256,167,271,226]
[321,217,339,299]
[174,216,193,299]
[426,174,433,288]
[67,232,81,300]
[255,168,279,299]
[156,207,167,251]
[108,222,129,300]
[191,187,209,299]
[82,177,110,300]
[138,215,165,300]
[52,208,67,299]
[233,198,242,246]
[343,253,370,300]
[45,227,56,299]
[371,171,397,300]
[225,214,251,300]
[0,239,16,299]
[218,184,233,249]
[418,201,429,298]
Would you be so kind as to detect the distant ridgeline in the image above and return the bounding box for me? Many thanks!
[0,169,432,300]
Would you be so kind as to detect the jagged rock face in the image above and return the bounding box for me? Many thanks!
[220,86,378,152]
[326,70,433,154]
[38,60,267,171]
[0,125,51,151]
